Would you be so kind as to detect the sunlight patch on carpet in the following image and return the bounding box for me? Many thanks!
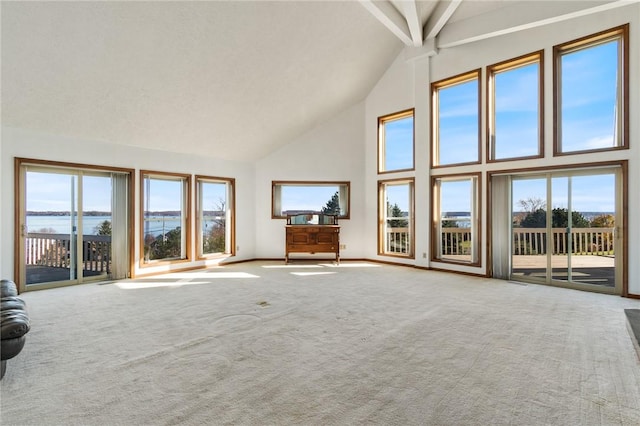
[290,272,338,276]
[261,265,323,269]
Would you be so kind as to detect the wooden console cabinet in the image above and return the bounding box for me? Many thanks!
[285,214,340,264]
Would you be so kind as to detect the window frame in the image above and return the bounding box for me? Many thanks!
[195,175,235,259]
[272,181,351,219]
[431,173,482,266]
[377,178,415,258]
[553,24,629,156]
[487,50,544,163]
[139,170,192,267]
[431,69,482,169]
[377,108,415,174]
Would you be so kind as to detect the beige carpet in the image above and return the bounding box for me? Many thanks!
[2,261,640,425]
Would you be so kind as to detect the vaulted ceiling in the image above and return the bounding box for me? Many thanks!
[1,1,625,162]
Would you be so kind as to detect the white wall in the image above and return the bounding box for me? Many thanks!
[364,3,640,292]
[255,102,366,260]
[364,53,418,266]
[1,127,256,281]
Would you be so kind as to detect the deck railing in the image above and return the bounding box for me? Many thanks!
[513,227,615,255]
[26,233,112,274]
[386,227,410,254]
[386,227,615,256]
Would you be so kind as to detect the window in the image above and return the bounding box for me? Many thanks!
[432,175,480,265]
[272,181,350,219]
[196,176,235,258]
[378,109,414,173]
[432,70,481,167]
[378,179,414,257]
[140,171,191,264]
[488,51,543,161]
[554,25,628,154]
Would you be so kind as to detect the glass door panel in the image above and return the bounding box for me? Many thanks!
[565,174,616,288]
[511,177,547,280]
[82,175,112,279]
[25,171,78,285]
[551,177,569,282]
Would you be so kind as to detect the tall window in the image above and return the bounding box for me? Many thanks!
[272,181,350,219]
[196,176,235,258]
[378,179,414,257]
[488,51,543,161]
[554,25,628,155]
[141,171,191,264]
[378,109,414,173]
[432,175,480,265]
[432,70,481,167]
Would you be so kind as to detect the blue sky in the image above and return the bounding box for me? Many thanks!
[494,62,539,159]
[145,178,182,212]
[385,183,410,213]
[26,172,111,212]
[561,40,618,152]
[512,174,615,213]
[438,79,479,165]
[200,182,227,212]
[384,116,413,171]
[440,180,472,213]
[281,185,340,213]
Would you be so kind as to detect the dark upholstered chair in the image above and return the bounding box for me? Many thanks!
[1,280,30,380]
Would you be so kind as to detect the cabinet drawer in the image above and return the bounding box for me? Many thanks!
[291,227,319,233]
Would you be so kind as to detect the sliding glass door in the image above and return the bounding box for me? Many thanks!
[510,168,620,293]
[18,162,131,291]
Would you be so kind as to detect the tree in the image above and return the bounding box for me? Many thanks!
[387,203,408,228]
[321,191,341,215]
[203,198,226,254]
[551,208,590,228]
[590,214,615,253]
[148,227,183,259]
[94,220,112,236]
[519,207,589,229]
[518,197,546,213]
[520,208,546,228]
[591,214,614,228]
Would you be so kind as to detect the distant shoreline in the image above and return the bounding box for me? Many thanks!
[27,211,223,216]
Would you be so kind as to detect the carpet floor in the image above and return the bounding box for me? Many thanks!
[2,260,640,425]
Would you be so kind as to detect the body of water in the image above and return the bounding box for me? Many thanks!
[27,215,222,236]
[27,215,115,235]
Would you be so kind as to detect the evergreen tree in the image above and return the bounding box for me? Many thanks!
[94,220,112,236]
[321,191,341,215]
[387,203,408,227]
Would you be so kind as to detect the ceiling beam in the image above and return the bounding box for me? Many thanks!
[437,0,635,49]
[400,0,423,47]
[359,0,413,45]
[424,0,463,40]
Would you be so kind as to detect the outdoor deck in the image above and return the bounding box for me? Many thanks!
[25,233,111,285]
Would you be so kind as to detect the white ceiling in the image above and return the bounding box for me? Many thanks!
[1,1,626,162]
